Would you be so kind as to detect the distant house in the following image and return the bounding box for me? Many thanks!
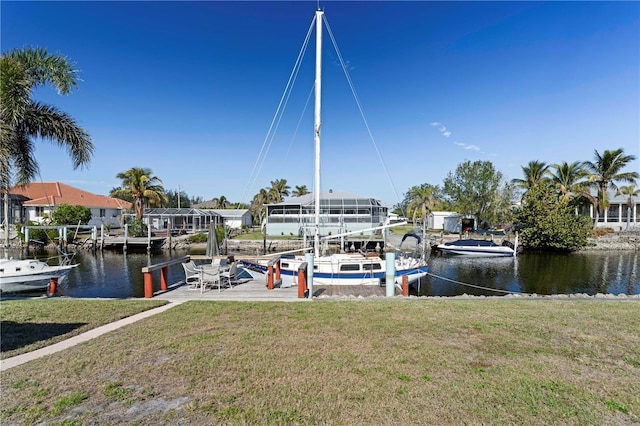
[208,209,252,229]
[262,190,388,237]
[6,182,131,228]
[139,208,221,233]
[191,202,253,230]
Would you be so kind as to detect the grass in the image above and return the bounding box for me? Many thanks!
[1,299,639,425]
[0,299,167,359]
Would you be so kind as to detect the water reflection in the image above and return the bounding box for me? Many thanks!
[418,251,639,297]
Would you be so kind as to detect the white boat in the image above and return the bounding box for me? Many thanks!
[240,9,428,288]
[0,255,78,294]
[436,239,517,257]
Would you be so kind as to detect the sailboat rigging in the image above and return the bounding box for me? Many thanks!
[240,9,428,288]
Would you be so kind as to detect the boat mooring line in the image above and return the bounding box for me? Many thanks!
[426,272,524,295]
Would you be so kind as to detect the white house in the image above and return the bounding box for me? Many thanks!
[7,182,130,228]
[208,209,252,229]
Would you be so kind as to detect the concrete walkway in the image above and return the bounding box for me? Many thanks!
[1,302,181,372]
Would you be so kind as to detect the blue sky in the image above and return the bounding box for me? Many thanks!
[2,1,639,207]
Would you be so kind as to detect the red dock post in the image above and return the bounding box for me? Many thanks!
[160,266,168,292]
[402,275,409,297]
[297,263,307,298]
[48,277,58,296]
[144,272,153,298]
[275,259,281,280]
[267,264,274,290]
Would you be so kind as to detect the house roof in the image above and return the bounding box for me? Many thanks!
[208,209,250,218]
[10,182,131,210]
[269,191,387,207]
[143,208,219,217]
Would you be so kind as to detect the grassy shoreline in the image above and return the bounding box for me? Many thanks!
[1,299,638,424]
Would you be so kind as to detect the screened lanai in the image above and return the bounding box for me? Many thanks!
[265,190,388,237]
[132,208,221,233]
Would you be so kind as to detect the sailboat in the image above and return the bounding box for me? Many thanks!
[239,9,428,288]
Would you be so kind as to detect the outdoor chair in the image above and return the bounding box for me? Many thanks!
[182,261,201,290]
[219,262,237,289]
[199,264,221,293]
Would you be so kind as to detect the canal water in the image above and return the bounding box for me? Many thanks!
[2,249,638,298]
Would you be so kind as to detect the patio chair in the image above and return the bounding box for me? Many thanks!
[219,262,237,289]
[199,265,221,293]
[182,261,201,290]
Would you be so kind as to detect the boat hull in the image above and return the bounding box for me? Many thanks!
[436,239,515,257]
[240,254,428,287]
[0,259,77,293]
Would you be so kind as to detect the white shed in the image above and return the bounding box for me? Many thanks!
[427,211,461,232]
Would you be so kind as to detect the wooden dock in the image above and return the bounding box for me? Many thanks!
[101,236,166,250]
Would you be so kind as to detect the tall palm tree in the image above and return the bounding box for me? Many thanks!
[1,47,93,246]
[406,184,440,225]
[616,184,639,231]
[268,179,290,203]
[511,160,550,191]
[584,148,638,228]
[292,185,309,197]
[112,167,167,220]
[548,161,588,204]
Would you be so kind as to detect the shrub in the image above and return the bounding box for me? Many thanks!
[515,183,591,251]
[189,233,208,243]
[127,219,147,237]
[51,203,92,225]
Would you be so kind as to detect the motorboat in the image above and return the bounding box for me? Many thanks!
[240,9,428,287]
[0,253,78,294]
[435,239,517,257]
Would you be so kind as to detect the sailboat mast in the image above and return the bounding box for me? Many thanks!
[313,9,323,257]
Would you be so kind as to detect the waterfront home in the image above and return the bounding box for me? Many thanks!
[4,182,130,228]
[264,190,388,237]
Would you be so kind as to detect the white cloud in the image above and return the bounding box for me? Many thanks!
[433,121,481,151]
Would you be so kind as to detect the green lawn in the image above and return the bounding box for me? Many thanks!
[0,299,167,359]
[1,299,639,425]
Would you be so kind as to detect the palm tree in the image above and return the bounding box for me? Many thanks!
[292,185,309,197]
[250,188,270,227]
[511,160,550,191]
[1,47,93,246]
[406,184,440,225]
[584,148,638,228]
[112,167,167,220]
[616,184,639,231]
[548,161,588,204]
[268,179,290,203]
[207,195,229,209]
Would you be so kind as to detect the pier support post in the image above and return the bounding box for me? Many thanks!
[48,277,58,296]
[305,253,314,299]
[297,263,307,298]
[123,224,128,253]
[402,275,409,297]
[143,271,153,298]
[385,252,396,297]
[160,266,168,292]
[267,264,274,290]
